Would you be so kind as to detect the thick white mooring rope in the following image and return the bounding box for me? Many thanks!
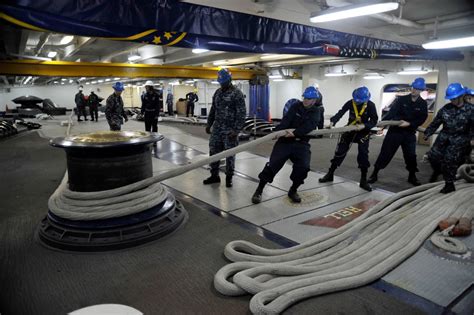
[49,124,367,220]
[49,120,435,221]
[213,181,473,314]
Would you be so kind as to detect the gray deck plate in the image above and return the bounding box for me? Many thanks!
[163,167,287,212]
[231,182,369,226]
[263,189,392,242]
[233,157,345,191]
[382,237,473,308]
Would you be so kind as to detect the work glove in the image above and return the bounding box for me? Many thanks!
[283,130,295,138]
[205,125,211,134]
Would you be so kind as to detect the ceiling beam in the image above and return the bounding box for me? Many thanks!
[0,60,264,80]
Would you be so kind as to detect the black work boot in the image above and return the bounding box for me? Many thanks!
[440,182,455,194]
[288,189,302,203]
[407,172,421,186]
[368,168,379,184]
[359,170,372,191]
[319,167,336,183]
[252,189,262,204]
[226,175,233,188]
[203,175,220,185]
[251,180,267,204]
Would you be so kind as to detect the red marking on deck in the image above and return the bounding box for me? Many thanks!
[300,199,380,228]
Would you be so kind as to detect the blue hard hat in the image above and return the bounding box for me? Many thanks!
[411,77,426,90]
[445,82,466,100]
[352,86,371,103]
[466,88,474,96]
[112,81,125,91]
[217,68,232,84]
[302,86,320,99]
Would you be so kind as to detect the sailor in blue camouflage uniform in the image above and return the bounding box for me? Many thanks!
[319,86,378,191]
[105,81,128,131]
[251,86,322,204]
[424,82,474,193]
[368,77,428,186]
[203,69,246,188]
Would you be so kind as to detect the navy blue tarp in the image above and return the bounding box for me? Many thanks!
[0,0,463,60]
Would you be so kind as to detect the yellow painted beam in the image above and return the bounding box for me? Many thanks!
[0,60,263,80]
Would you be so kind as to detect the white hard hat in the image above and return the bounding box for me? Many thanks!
[145,80,154,86]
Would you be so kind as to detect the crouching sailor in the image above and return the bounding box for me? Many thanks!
[251,86,322,204]
[319,86,378,191]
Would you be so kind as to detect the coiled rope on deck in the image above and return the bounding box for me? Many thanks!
[213,180,473,314]
[49,124,367,220]
[48,120,442,221]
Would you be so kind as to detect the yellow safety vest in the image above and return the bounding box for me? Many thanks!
[350,100,367,125]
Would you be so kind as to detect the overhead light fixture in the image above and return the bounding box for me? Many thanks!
[60,35,74,45]
[53,81,59,84]
[69,79,73,83]
[128,54,141,61]
[114,77,121,80]
[422,36,474,49]
[192,48,209,54]
[397,69,429,75]
[91,81,97,84]
[310,1,399,23]
[105,78,111,82]
[61,78,67,81]
[79,77,86,81]
[23,76,33,84]
[272,79,285,82]
[47,51,57,58]
[325,72,348,77]
[98,79,104,83]
[85,82,90,85]
[363,73,384,79]
[211,81,219,84]
[269,74,283,79]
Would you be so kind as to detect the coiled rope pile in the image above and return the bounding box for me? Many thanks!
[213,164,473,314]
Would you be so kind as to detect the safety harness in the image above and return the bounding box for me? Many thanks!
[350,100,367,125]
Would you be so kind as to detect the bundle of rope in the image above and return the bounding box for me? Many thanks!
[213,179,473,314]
[48,120,442,221]
[48,124,367,221]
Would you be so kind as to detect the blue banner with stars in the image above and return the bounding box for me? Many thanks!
[0,0,463,61]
